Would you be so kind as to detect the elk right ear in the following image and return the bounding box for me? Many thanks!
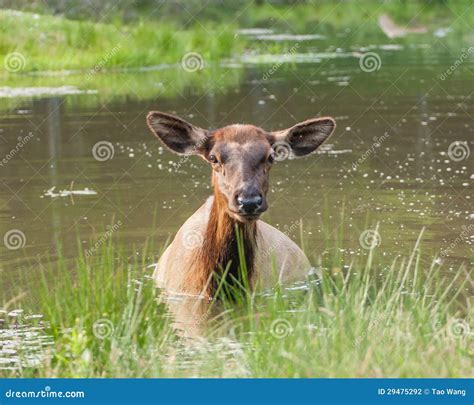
[147,111,209,155]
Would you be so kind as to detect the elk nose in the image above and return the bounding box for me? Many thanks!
[237,194,263,214]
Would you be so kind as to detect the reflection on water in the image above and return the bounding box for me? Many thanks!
[159,292,216,339]
[0,310,53,371]
[159,269,322,340]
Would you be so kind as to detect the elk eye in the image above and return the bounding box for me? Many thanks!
[268,153,275,164]
[209,154,218,164]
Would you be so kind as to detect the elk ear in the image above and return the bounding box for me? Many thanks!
[271,117,336,157]
[147,111,209,155]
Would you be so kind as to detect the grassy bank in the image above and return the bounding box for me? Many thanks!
[1,1,472,75]
[0,9,243,74]
[1,229,471,378]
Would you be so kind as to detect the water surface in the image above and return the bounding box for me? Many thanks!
[1,32,472,303]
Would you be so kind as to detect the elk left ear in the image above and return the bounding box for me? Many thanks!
[271,117,336,157]
[146,111,209,156]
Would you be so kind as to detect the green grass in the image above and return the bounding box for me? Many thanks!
[1,227,471,378]
[1,1,472,75]
[0,10,243,73]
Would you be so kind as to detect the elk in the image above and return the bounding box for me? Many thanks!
[147,111,336,298]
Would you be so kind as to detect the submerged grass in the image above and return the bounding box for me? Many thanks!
[1,227,471,378]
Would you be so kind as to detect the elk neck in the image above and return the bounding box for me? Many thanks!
[187,176,257,297]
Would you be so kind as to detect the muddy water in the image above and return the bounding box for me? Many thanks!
[1,36,473,307]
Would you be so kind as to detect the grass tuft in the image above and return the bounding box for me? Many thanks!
[1,227,471,378]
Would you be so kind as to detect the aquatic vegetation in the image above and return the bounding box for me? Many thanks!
[1,228,470,378]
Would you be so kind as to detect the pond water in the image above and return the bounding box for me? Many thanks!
[1,33,473,306]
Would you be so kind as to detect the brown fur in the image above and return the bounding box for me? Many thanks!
[147,111,336,297]
[184,178,257,297]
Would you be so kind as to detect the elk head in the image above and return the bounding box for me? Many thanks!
[147,112,336,222]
